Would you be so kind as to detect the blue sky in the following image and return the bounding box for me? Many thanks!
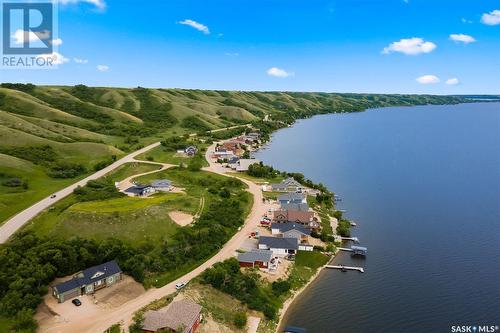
[2,0,499,94]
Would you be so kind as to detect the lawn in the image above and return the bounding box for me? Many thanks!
[307,195,334,235]
[288,251,330,290]
[106,162,162,182]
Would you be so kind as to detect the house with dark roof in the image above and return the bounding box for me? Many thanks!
[142,299,202,333]
[184,145,198,156]
[237,249,273,269]
[271,222,310,241]
[280,203,310,212]
[258,236,299,257]
[278,192,307,205]
[52,260,122,303]
[125,184,155,197]
[271,177,304,192]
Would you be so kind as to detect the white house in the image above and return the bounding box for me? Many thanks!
[258,236,298,257]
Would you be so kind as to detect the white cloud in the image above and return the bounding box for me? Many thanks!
[382,37,436,55]
[51,38,63,46]
[267,67,294,78]
[74,57,88,64]
[461,18,473,24]
[57,0,106,9]
[11,29,50,44]
[481,9,500,26]
[449,34,476,44]
[446,78,460,85]
[36,52,69,65]
[97,64,109,72]
[178,19,210,34]
[416,75,440,84]
[225,52,239,57]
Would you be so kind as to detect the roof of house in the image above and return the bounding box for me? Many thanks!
[271,222,310,235]
[237,249,273,263]
[272,177,302,190]
[54,260,122,294]
[124,184,152,194]
[151,179,172,187]
[236,159,260,170]
[227,156,240,164]
[280,203,310,212]
[142,299,202,333]
[273,209,315,223]
[258,236,298,250]
[278,192,306,202]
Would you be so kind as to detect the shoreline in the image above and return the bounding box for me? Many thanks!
[275,250,339,332]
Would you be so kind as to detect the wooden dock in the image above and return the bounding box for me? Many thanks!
[324,265,364,273]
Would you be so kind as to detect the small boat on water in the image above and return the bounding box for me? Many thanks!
[350,221,357,226]
[341,265,347,272]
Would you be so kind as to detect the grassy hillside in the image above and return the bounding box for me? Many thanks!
[0,83,467,223]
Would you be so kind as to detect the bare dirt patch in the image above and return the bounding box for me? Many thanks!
[168,210,195,226]
[36,275,145,331]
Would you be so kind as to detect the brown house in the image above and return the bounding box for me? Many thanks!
[237,249,273,269]
[272,209,317,227]
[142,299,202,333]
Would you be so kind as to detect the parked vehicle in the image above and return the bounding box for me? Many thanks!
[50,194,57,199]
[175,281,187,290]
[72,299,82,306]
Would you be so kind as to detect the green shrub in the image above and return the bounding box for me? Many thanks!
[233,312,247,329]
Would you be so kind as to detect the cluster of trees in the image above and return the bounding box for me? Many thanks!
[0,145,87,179]
[0,233,140,332]
[336,219,351,237]
[132,87,177,129]
[247,162,280,179]
[73,177,124,202]
[0,173,28,189]
[180,116,210,132]
[201,258,279,319]
[160,136,190,152]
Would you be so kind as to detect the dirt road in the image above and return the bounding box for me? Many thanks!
[42,142,268,333]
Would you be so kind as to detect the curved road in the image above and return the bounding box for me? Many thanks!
[0,123,251,244]
[0,142,161,243]
[41,142,267,333]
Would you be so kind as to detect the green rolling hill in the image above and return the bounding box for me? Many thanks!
[0,83,467,223]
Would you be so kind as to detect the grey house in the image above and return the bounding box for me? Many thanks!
[52,260,122,303]
[271,177,304,192]
[151,179,172,192]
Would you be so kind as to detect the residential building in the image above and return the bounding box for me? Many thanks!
[271,177,304,192]
[125,184,155,197]
[142,299,202,333]
[151,179,172,192]
[280,203,310,212]
[233,159,260,172]
[278,192,307,205]
[271,222,310,243]
[185,146,198,156]
[258,236,298,257]
[237,249,273,269]
[52,260,122,303]
[272,208,317,227]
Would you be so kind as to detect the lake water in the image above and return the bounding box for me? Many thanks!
[254,103,500,333]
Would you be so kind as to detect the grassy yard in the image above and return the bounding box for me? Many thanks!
[107,162,163,182]
[288,251,330,290]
